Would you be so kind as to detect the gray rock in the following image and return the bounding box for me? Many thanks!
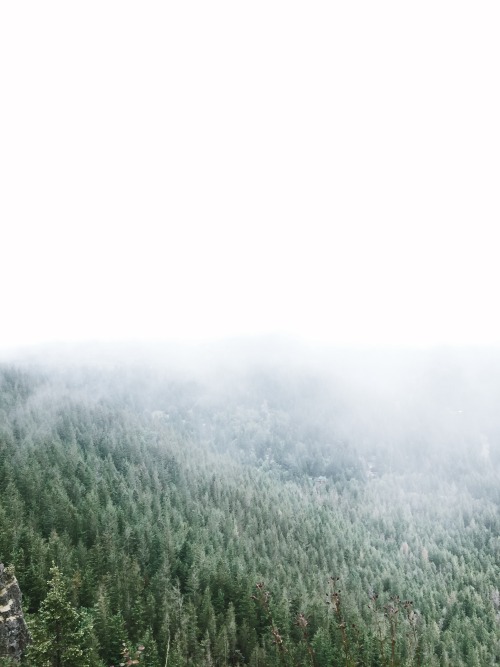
[0,564,30,662]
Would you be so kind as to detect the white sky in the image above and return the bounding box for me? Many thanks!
[1,2,499,350]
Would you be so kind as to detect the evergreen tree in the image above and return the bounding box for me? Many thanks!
[26,564,102,667]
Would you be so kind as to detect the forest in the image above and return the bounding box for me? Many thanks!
[0,343,499,666]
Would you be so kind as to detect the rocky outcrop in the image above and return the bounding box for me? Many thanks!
[0,564,30,662]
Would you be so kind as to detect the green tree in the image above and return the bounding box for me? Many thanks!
[93,588,128,666]
[26,564,102,667]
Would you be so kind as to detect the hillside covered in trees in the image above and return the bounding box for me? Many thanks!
[0,343,499,665]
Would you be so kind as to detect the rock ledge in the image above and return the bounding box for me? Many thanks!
[0,564,30,662]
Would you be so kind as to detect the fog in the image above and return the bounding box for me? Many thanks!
[2,1,499,646]
[3,338,500,480]
[1,2,500,352]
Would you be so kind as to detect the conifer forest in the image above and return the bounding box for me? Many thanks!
[1,345,499,666]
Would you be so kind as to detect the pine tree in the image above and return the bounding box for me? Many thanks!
[93,588,128,666]
[26,564,102,667]
[139,628,160,667]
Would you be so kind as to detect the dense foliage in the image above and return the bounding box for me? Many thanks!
[0,349,499,665]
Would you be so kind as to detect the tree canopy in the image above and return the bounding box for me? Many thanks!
[0,354,499,665]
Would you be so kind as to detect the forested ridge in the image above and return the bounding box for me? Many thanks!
[1,347,499,665]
